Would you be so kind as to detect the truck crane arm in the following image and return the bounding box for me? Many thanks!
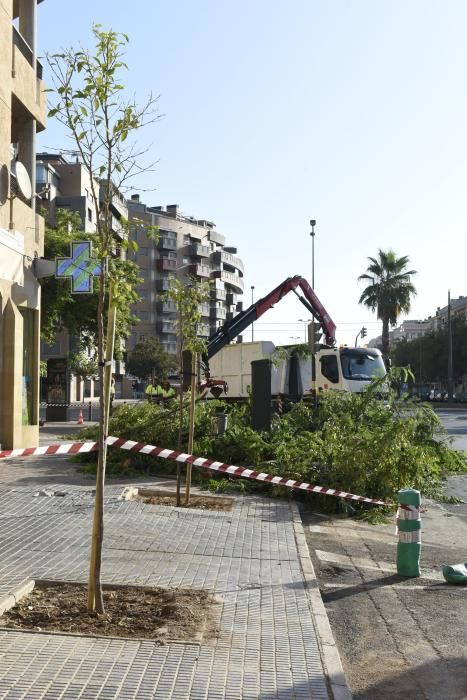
[206,275,336,362]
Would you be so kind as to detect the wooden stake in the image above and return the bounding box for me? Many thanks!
[185,352,197,506]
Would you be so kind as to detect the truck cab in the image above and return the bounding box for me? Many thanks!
[315,347,386,393]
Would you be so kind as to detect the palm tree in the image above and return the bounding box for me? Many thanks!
[358,250,417,361]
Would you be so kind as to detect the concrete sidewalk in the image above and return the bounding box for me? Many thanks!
[0,426,348,699]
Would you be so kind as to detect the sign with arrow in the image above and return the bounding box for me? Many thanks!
[55,241,101,294]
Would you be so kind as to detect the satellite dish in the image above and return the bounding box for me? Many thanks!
[14,160,32,200]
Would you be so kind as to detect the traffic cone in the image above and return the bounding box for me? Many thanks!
[77,408,84,425]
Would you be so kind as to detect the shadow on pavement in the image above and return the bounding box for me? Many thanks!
[258,657,467,700]
[320,573,445,603]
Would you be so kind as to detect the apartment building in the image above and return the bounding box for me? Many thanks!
[36,152,97,233]
[0,0,46,449]
[433,296,467,331]
[36,153,128,406]
[127,198,244,360]
[368,319,431,348]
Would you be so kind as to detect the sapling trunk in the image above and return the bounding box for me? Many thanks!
[88,286,116,613]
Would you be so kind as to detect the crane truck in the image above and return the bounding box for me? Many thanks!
[200,275,386,399]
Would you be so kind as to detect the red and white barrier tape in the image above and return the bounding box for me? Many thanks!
[0,437,390,506]
[0,441,98,459]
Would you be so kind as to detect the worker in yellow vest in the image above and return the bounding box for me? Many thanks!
[161,379,176,401]
[145,378,164,403]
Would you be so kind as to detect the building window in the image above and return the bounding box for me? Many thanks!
[20,308,37,425]
[140,246,148,256]
[320,355,339,384]
[87,208,92,222]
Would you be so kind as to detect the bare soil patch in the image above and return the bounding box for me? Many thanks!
[2,582,220,643]
[122,487,234,512]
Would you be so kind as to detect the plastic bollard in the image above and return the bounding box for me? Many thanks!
[396,488,421,577]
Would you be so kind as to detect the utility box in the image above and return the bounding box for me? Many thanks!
[251,359,271,432]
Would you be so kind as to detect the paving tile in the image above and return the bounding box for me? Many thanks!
[0,456,329,698]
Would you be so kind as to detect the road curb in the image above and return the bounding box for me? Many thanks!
[0,579,35,615]
[291,503,352,700]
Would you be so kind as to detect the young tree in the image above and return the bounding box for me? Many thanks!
[126,337,176,381]
[358,250,417,362]
[164,276,210,505]
[47,26,159,613]
[41,210,140,353]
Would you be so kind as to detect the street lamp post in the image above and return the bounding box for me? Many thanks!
[310,219,316,289]
[298,318,312,343]
[309,220,317,407]
[448,290,453,400]
[251,285,255,342]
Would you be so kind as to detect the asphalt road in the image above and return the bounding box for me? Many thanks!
[434,407,467,452]
[302,500,467,699]
[302,406,467,699]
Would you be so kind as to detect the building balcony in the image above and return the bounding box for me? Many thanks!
[199,303,211,317]
[9,195,44,255]
[156,300,177,314]
[156,258,177,272]
[189,263,211,278]
[210,286,227,301]
[156,278,170,292]
[210,270,244,294]
[158,235,177,251]
[110,213,126,240]
[161,341,177,355]
[156,321,177,334]
[198,324,210,337]
[11,27,46,129]
[211,250,244,274]
[185,243,210,258]
[210,306,227,320]
[208,230,225,246]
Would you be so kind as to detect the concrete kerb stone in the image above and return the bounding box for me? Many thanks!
[0,578,35,615]
[291,503,352,700]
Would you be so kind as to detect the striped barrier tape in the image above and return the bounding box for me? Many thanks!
[396,503,421,541]
[40,403,97,407]
[0,436,390,506]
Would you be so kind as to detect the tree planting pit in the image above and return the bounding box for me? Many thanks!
[121,486,235,512]
[1,580,220,644]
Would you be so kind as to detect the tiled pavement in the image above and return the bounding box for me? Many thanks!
[0,453,330,699]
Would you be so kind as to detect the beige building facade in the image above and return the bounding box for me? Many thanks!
[0,0,46,448]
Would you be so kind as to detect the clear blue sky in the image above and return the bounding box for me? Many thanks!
[37,1,467,347]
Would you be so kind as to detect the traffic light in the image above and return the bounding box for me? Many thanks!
[308,322,322,352]
[361,327,367,339]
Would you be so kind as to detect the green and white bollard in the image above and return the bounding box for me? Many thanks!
[396,488,421,577]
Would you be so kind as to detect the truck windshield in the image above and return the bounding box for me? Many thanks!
[339,349,386,381]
